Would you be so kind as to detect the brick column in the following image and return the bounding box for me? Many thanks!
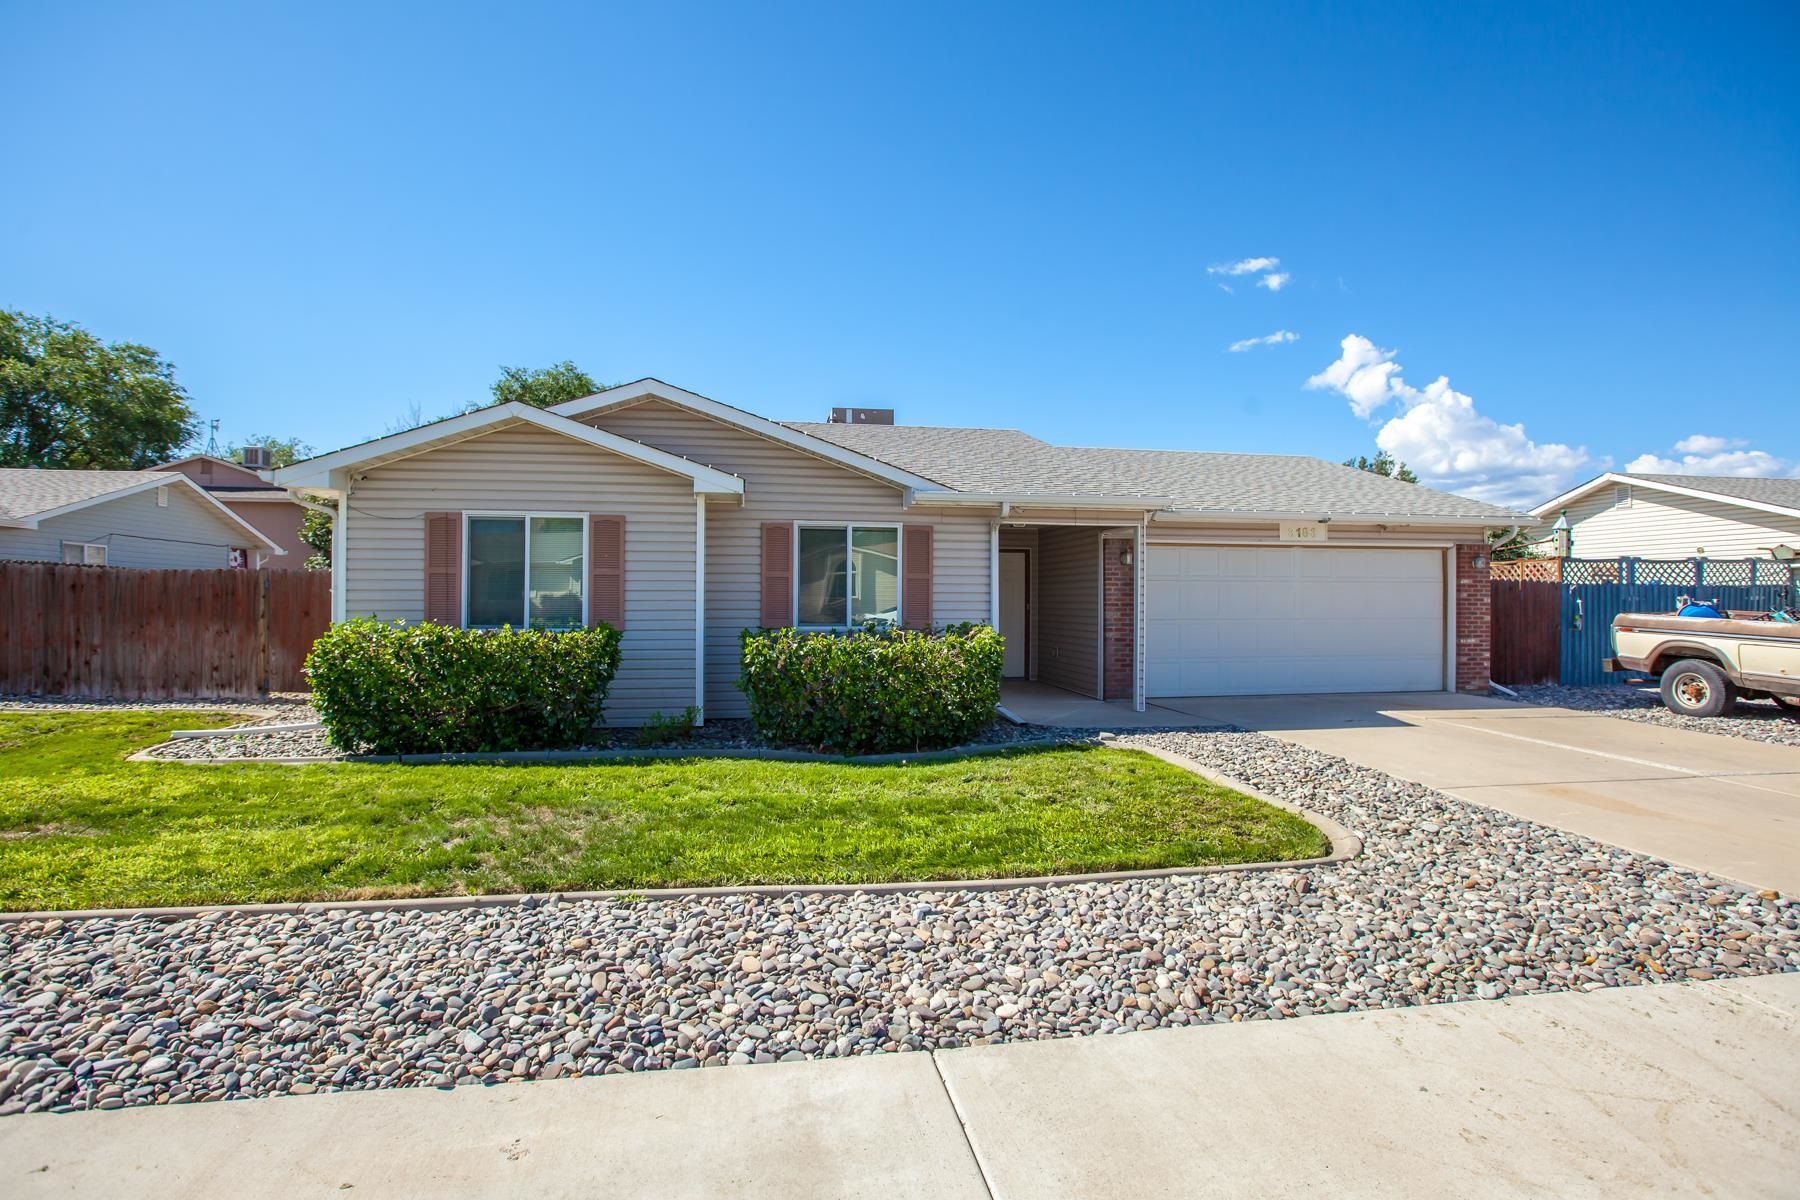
[1455,543,1491,693]
[1103,537,1135,701]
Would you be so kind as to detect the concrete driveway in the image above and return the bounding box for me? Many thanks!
[1157,692,1800,894]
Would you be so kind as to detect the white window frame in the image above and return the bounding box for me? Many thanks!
[793,521,902,630]
[61,541,107,565]
[460,511,590,631]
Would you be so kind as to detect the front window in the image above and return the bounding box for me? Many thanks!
[466,514,585,630]
[796,524,899,627]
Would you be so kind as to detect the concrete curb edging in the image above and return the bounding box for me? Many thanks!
[3,741,1359,925]
[125,735,1091,768]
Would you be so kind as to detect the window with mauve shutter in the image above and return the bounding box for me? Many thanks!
[760,522,793,627]
[902,524,933,629]
[423,512,462,626]
[589,515,624,629]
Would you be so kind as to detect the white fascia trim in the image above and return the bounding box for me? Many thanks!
[551,379,945,493]
[1153,508,1513,527]
[1531,471,1800,522]
[6,474,286,555]
[269,402,745,497]
[156,453,245,473]
[204,490,301,503]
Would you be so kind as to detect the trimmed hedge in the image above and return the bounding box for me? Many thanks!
[305,618,622,754]
[739,623,1004,755]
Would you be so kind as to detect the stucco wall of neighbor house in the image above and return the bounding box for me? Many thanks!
[581,399,997,719]
[0,484,258,569]
[1035,526,1103,698]
[164,457,269,489]
[342,424,698,725]
[221,499,311,565]
[998,527,1039,680]
[1557,486,1800,560]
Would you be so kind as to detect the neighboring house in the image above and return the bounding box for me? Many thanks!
[0,468,286,569]
[270,379,1527,724]
[1532,473,1800,560]
[158,454,313,566]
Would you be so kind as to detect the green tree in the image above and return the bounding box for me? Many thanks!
[229,434,314,468]
[1487,527,1545,561]
[300,502,334,571]
[489,361,599,410]
[1343,449,1419,483]
[0,310,198,468]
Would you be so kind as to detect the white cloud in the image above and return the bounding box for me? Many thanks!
[1228,330,1299,353]
[1208,257,1280,277]
[1625,435,1792,477]
[1257,272,1291,291]
[1306,334,1594,507]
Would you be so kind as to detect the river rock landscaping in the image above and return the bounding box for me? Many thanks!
[1511,683,1800,748]
[2,728,1794,1116]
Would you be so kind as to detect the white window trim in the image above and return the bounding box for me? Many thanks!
[61,541,108,565]
[459,511,590,631]
[792,521,903,630]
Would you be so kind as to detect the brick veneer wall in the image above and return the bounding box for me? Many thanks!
[1103,537,1135,701]
[1455,542,1492,693]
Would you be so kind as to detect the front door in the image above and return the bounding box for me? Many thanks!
[999,550,1028,678]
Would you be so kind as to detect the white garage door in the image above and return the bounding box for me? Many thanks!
[1147,545,1445,697]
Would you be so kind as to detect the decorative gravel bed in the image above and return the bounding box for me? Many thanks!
[139,716,1065,762]
[1511,683,1800,749]
[0,694,312,718]
[2,729,1793,1116]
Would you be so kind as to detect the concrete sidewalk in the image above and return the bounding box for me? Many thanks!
[5,975,1796,1198]
[1154,692,1800,894]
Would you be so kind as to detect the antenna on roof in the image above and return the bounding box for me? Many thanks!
[205,419,221,457]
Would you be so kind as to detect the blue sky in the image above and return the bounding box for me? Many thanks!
[4,2,1796,505]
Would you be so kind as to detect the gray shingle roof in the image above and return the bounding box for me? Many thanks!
[0,469,177,522]
[786,422,1525,521]
[1626,473,1800,513]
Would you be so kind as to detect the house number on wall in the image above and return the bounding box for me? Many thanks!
[1279,521,1328,543]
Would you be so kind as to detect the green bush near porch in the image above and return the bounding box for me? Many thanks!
[306,618,622,754]
[739,623,1004,754]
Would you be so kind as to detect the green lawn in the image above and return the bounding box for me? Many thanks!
[0,713,1328,911]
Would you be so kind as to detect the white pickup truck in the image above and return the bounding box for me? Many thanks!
[1608,611,1800,717]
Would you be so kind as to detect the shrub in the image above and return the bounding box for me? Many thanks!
[305,618,622,754]
[739,622,1003,755]
[637,706,699,747]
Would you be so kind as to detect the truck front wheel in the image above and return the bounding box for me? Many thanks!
[1659,659,1736,718]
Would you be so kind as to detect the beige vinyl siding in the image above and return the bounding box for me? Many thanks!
[0,485,255,569]
[998,527,1039,679]
[1035,526,1101,697]
[343,425,697,725]
[1560,488,1800,560]
[584,400,995,718]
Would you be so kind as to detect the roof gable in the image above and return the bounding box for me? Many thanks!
[552,380,945,493]
[268,402,745,497]
[0,469,287,554]
[1533,472,1800,522]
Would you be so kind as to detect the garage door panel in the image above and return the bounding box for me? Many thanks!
[1147,546,1444,697]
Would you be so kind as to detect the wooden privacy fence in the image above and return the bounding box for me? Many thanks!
[1489,556,1797,686]
[0,564,332,699]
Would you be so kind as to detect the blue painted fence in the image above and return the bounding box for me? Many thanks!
[1556,557,1796,686]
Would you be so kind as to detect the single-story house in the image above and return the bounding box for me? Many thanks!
[269,379,1527,723]
[158,455,313,565]
[0,468,287,569]
[1532,472,1800,560]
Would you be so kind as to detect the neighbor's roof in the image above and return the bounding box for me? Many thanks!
[1532,471,1800,520]
[0,467,286,552]
[787,422,1526,522]
[0,468,179,522]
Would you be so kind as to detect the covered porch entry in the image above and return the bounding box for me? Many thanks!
[995,518,1145,712]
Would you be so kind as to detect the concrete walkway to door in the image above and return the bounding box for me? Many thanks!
[1154,691,1800,895]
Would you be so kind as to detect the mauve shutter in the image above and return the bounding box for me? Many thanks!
[902,524,933,630]
[760,522,793,627]
[423,512,462,626]
[589,515,625,629]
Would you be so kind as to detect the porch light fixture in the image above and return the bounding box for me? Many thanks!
[1120,544,1133,567]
